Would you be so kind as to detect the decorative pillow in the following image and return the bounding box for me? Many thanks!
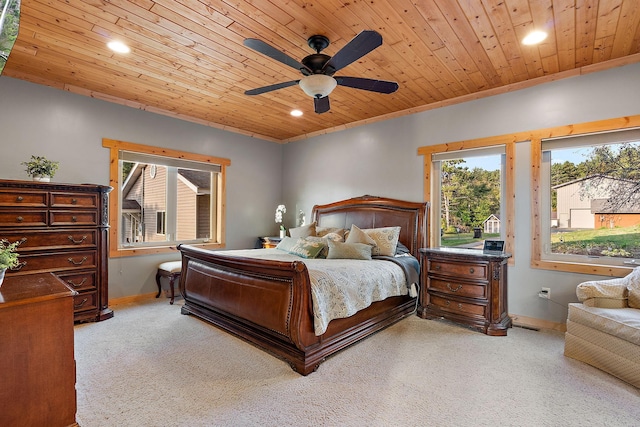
[629,287,640,309]
[627,267,640,308]
[362,226,401,256]
[345,224,377,247]
[288,221,316,239]
[288,237,325,259]
[327,240,372,260]
[316,226,346,240]
[275,236,297,252]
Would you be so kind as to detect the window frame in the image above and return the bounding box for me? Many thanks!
[103,138,230,258]
[419,114,640,277]
[419,139,516,262]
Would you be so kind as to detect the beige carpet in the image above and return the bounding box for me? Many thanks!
[74,299,639,427]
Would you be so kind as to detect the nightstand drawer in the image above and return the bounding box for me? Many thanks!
[429,259,487,280]
[429,278,487,299]
[430,294,486,317]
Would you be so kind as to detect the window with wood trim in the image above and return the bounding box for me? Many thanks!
[419,114,640,277]
[103,139,230,257]
[419,141,515,259]
[539,128,640,268]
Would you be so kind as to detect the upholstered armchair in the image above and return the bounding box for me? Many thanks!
[564,267,640,388]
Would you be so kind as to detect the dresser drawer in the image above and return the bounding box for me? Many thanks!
[2,229,97,251]
[57,271,97,292]
[428,277,487,299]
[428,259,487,281]
[0,190,47,207]
[430,294,486,317]
[50,192,98,209]
[73,291,98,313]
[10,250,97,274]
[50,210,98,226]
[0,210,48,227]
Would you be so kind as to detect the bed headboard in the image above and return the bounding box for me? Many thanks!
[312,195,429,258]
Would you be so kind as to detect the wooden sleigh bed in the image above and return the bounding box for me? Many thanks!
[178,195,429,375]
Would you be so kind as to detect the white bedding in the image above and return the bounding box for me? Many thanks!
[216,248,409,335]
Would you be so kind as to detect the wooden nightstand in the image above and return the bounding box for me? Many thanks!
[257,236,282,248]
[418,247,512,336]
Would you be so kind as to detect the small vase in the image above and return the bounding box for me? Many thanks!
[32,175,51,182]
[0,268,6,288]
[279,229,286,238]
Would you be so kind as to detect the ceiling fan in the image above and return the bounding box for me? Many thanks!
[243,30,399,114]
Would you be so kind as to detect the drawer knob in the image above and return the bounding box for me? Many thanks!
[68,256,88,266]
[67,278,87,288]
[469,267,475,274]
[446,283,462,292]
[71,216,78,222]
[74,298,88,309]
[458,303,463,309]
[434,265,441,270]
[71,198,78,204]
[16,196,23,202]
[16,216,23,222]
[445,300,450,306]
[68,235,88,244]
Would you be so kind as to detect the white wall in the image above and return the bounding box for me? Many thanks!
[0,77,284,298]
[283,62,640,324]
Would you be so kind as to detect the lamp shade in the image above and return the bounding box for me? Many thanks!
[299,74,337,98]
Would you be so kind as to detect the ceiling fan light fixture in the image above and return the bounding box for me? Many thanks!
[299,74,337,98]
[522,30,547,45]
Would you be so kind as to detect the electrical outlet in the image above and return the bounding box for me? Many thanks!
[538,287,550,299]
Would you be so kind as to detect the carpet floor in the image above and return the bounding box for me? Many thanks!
[74,298,639,426]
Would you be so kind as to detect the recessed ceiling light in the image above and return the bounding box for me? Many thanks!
[522,30,548,46]
[107,41,130,54]
[290,109,303,117]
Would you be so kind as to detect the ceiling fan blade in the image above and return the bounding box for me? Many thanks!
[322,30,383,74]
[244,80,299,95]
[314,96,330,114]
[335,76,399,94]
[244,39,310,73]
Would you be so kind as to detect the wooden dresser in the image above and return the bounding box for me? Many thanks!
[0,273,78,427]
[418,247,512,336]
[0,180,112,322]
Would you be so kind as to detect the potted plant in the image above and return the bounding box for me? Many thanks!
[0,238,23,287]
[21,155,59,181]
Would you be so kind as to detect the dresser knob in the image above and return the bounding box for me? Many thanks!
[16,196,23,202]
[445,300,450,306]
[71,198,77,204]
[458,303,463,309]
[71,216,77,222]
[469,267,475,274]
[434,265,441,270]
[16,216,23,222]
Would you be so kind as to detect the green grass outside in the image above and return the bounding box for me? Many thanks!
[441,232,500,247]
[551,226,640,258]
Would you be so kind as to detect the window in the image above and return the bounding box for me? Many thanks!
[539,128,640,267]
[419,141,515,257]
[432,147,506,249]
[103,139,230,257]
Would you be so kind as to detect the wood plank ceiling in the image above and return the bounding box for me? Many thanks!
[4,0,640,143]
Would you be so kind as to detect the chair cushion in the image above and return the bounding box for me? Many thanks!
[567,303,640,346]
[158,261,182,274]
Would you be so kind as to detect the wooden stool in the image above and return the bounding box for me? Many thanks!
[155,261,182,305]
